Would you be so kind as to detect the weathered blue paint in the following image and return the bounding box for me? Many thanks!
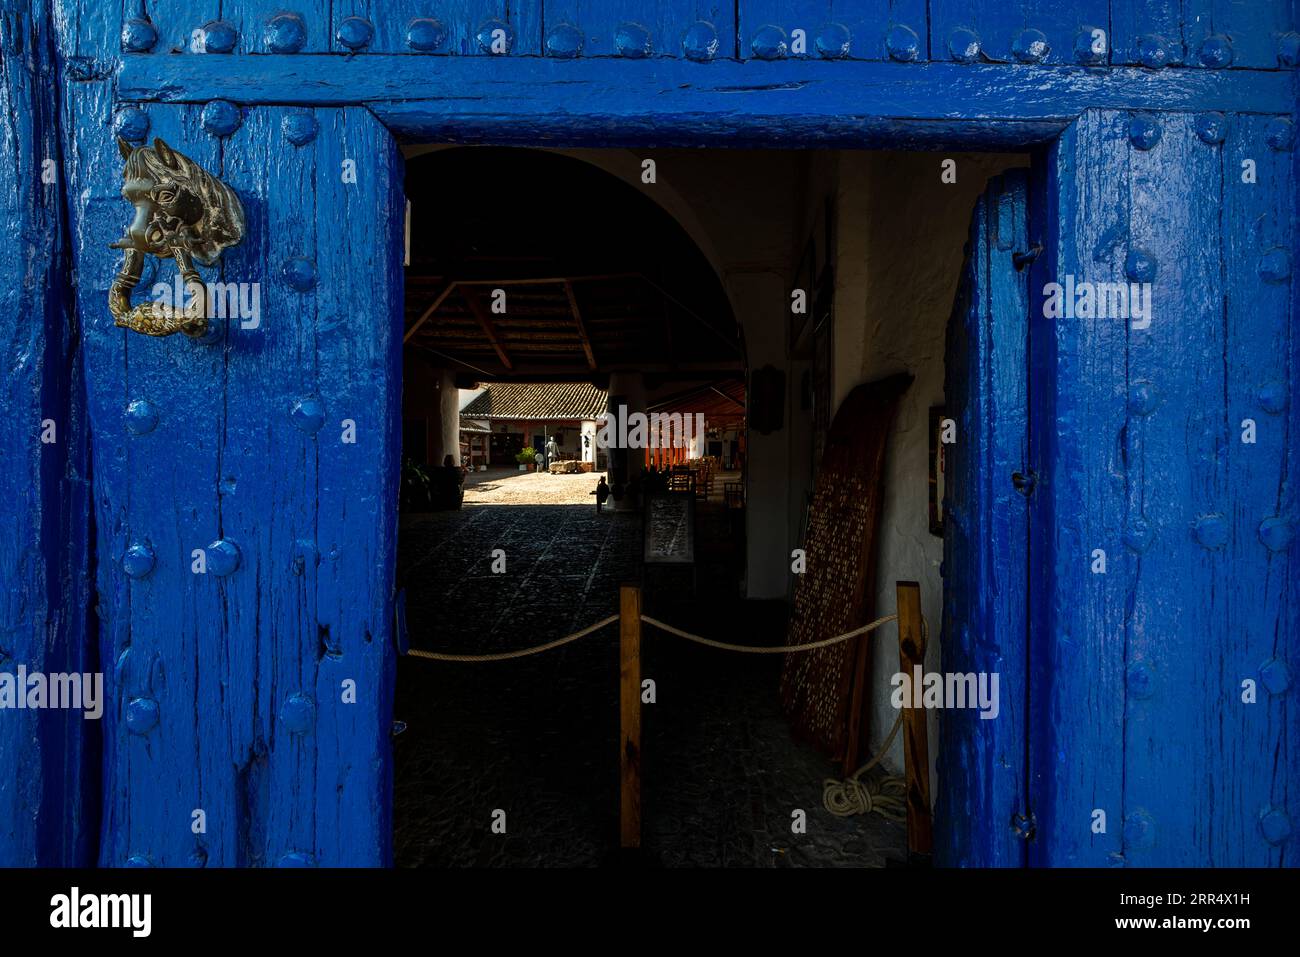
[737,1,926,60]
[0,0,96,868]
[0,0,1290,867]
[1028,109,1297,866]
[88,1,1300,65]
[937,171,1031,867]
[116,55,1294,150]
[929,0,1111,66]
[57,47,403,862]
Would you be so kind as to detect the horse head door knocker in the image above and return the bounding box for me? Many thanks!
[109,137,246,338]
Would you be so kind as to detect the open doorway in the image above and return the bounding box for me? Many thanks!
[392,146,1029,867]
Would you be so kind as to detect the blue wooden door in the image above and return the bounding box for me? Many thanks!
[0,7,95,867]
[937,171,1031,866]
[64,97,404,866]
[1029,110,1298,867]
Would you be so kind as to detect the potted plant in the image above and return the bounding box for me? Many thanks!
[400,457,434,512]
[515,446,537,472]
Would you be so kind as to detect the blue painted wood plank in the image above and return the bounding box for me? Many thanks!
[1220,112,1295,864]
[0,0,93,867]
[737,1,928,61]
[115,55,1298,143]
[1113,0,1296,68]
[928,0,1110,66]
[329,1,432,54]
[1121,112,1224,867]
[1028,110,1130,866]
[548,0,736,59]
[65,98,400,866]
[332,0,541,55]
[223,1,333,54]
[1288,107,1300,870]
[117,108,227,868]
[1110,1,1187,67]
[212,105,322,866]
[52,0,120,59]
[61,76,136,868]
[139,0,219,54]
[936,170,1030,867]
[1183,0,1296,69]
[309,107,401,865]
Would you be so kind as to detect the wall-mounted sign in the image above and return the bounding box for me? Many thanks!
[644,492,695,564]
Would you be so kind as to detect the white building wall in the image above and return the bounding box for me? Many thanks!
[834,152,1029,787]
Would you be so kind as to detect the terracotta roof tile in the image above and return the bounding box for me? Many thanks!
[461,382,608,421]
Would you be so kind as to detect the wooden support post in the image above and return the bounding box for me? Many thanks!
[896,580,933,857]
[619,584,642,849]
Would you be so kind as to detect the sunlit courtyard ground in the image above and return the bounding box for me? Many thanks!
[461,466,607,506]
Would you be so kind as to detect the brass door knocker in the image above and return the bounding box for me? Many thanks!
[109,137,245,338]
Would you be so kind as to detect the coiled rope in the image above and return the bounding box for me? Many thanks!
[821,711,907,821]
[821,615,930,821]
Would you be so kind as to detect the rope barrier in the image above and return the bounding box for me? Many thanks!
[404,614,619,662]
[637,613,899,653]
[404,611,901,661]
[403,601,922,825]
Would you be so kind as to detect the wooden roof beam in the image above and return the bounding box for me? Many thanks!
[402,279,458,344]
[563,281,598,371]
[461,287,514,371]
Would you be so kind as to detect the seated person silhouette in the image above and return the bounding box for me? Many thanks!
[430,454,465,509]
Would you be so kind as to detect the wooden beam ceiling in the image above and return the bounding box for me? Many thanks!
[563,281,597,371]
[460,287,514,371]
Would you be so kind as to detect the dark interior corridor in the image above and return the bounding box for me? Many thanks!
[392,499,907,866]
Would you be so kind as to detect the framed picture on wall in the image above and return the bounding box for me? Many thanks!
[929,406,947,536]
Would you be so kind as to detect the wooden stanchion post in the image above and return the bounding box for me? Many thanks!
[619,584,641,849]
[896,580,933,857]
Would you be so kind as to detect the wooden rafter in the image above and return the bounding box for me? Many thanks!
[460,287,514,371]
[402,279,457,344]
[562,281,597,371]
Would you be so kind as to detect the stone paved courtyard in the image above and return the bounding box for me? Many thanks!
[392,498,907,867]
[461,466,607,506]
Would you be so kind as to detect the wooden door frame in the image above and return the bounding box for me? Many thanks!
[116,55,1292,149]
[43,44,1297,867]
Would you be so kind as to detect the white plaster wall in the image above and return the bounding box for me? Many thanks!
[403,352,460,466]
[552,148,809,597]
[833,152,1029,791]
[725,269,790,597]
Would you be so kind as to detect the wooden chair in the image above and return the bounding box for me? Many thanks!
[724,481,744,509]
[694,458,714,499]
[669,466,695,495]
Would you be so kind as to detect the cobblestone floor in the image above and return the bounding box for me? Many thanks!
[392,500,907,867]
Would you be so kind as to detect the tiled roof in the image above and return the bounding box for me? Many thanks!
[461,382,608,421]
[458,416,491,434]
